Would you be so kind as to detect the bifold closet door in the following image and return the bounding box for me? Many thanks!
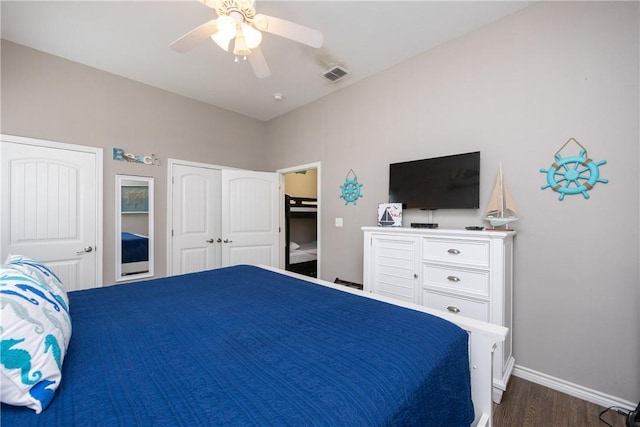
[221,169,279,267]
[171,164,222,275]
[170,163,279,275]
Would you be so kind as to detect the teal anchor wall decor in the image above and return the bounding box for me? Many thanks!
[540,138,608,201]
[340,169,363,205]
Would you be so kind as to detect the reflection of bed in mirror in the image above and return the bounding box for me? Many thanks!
[285,195,317,278]
[120,232,149,275]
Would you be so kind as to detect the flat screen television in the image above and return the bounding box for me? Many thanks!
[389,151,480,210]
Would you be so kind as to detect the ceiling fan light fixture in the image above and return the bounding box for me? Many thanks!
[211,33,232,51]
[233,32,251,56]
[211,15,236,51]
[173,0,322,80]
[241,23,262,49]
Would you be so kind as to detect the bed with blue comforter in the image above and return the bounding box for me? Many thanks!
[120,231,148,263]
[1,264,474,426]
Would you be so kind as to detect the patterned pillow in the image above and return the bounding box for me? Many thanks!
[0,266,72,413]
[4,254,69,309]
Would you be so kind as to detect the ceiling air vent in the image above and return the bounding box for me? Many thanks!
[321,65,351,83]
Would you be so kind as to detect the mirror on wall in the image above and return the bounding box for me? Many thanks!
[115,175,154,282]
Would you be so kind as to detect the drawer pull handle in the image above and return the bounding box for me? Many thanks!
[447,306,461,314]
[447,275,460,283]
[447,249,461,255]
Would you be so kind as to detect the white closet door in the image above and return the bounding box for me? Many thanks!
[170,163,222,275]
[221,169,279,267]
[1,136,102,291]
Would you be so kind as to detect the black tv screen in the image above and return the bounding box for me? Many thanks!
[389,151,480,209]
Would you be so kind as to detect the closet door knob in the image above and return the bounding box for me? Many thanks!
[76,246,93,255]
[206,239,214,243]
[223,239,233,243]
[216,238,222,243]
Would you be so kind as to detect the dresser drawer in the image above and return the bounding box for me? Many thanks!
[422,264,489,297]
[422,291,489,322]
[422,238,489,267]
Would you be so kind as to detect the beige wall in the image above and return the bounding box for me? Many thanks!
[1,0,638,406]
[1,40,268,284]
[265,2,639,403]
[284,169,317,198]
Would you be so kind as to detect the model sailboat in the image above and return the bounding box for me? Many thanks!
[482,164,521,229]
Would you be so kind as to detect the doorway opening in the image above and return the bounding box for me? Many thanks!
[278,162,321,279]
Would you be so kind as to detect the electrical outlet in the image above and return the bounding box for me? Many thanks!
[335,217,343,227]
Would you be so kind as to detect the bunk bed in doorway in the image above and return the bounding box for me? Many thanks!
[285,194,317,278]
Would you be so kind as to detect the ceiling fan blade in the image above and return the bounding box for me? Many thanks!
[253,14,323,48]
[248,47,271,79]
[170,19,218,52]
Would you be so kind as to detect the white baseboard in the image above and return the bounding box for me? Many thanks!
[513,365,636,411]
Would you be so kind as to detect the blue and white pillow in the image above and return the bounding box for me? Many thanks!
[5,254,69,309]
[0,263,72,413]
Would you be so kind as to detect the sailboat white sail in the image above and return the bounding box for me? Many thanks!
[482,164,521,229]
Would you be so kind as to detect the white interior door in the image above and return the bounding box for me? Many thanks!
[170,163,221,275]
[1,135,103,291]
[221,169,279,267]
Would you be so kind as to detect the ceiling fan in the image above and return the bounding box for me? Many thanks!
[171,0,323,79]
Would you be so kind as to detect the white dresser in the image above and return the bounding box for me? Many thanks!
[362,226,515,403]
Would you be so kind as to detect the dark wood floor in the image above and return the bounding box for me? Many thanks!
[493,376,629,427]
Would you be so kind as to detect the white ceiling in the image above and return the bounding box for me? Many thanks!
[1,1,535,121]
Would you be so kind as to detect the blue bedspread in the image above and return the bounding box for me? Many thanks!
[121,231,148,263]
[2,265,473,426]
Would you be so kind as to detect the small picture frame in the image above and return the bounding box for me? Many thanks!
[378,203,402,227]
[121,186,149,213]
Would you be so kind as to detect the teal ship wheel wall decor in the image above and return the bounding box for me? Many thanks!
[540,138,608,201]
[340,169,363,205]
